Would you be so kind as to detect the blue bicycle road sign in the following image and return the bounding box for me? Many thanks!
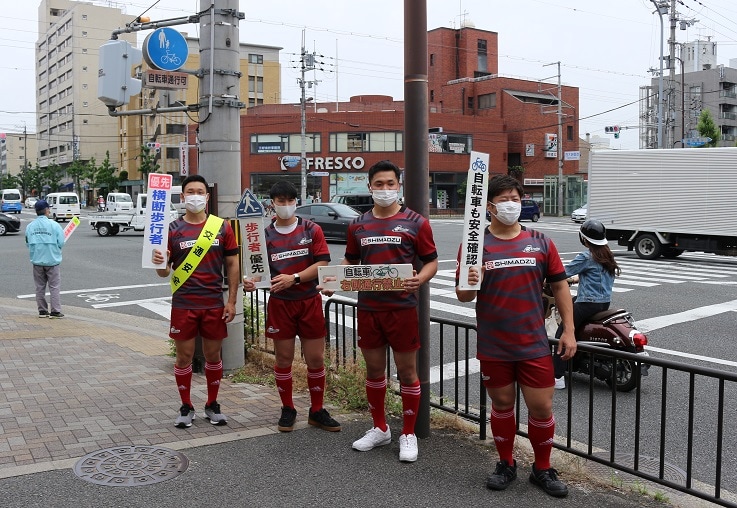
[143,28,188,72]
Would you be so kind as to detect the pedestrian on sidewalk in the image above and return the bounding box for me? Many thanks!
[152,175,240,429]
[326,160,438,463]
[25,199,66,319]
[243,181,340,433]
[455,174,576,498]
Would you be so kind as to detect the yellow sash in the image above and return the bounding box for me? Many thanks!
[170,214,225,293]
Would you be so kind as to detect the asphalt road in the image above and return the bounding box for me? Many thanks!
[3,210,737,493]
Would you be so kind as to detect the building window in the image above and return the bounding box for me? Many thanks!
[567,125,574,141]
[166,123,187,135]
[428,133,472,154]
[166,147,179,159]
[257,76,263,93]
[430,54,435,66]
[83,119,88,124]
[248,53,263,64]
[83,101,88,107]
[248,76,255,93]
[82,31,87,37]
[250,133,321,154]
[82,66,87,71]
[329,132,403,152]
[430,90,434,102]
[82,14,87,20]
[478,93,496,109]
[467,97,474,110]
[82,48,87,54]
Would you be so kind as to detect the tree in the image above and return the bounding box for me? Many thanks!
[0,173,19,190]
[138,145,160,190]
[507,165,525,180]
[41,162,65,193]
[96,151,119,193]
[66,159,87,196]
[697,110,720,147]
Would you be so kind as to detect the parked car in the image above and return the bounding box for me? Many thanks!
[485,199,541,222]
[294,202,360,242]
[519,199,541,222]
[0,212,21,235]
[330,193,374,213]
[24,196,38,208]
[571,203,588,223]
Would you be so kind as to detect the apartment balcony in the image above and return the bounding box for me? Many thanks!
[719,111,736,121]
[721,134,736,142]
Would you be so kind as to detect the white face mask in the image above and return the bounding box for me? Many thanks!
[371,189,399,207]
[274,203,297,220]
[491,201,521,226]
[184,194,207,213]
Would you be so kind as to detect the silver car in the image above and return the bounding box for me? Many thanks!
[571,203,587,223]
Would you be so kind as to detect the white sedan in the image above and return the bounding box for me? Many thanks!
[24,196,38,208]
[571,204,587,223]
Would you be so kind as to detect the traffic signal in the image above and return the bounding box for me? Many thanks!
[97,39,143,107]
[146,142,161,154]
[604,125,620,134]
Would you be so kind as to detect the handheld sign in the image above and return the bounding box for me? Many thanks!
[142,173,173,269]
[238,189,271,288]
[63,216,80,242]
[318,264,413,292]
[457,151,490,290]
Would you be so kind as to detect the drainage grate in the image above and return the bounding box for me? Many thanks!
[73,445,189,487]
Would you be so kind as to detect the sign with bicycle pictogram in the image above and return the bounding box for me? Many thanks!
[142,28,189,72]
[318,264,413,292]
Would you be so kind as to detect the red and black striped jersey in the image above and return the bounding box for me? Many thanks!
[169,217,239,310]
[345,207,437,311]
[265,217,331,301]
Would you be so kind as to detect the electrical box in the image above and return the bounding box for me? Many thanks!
[97,39,142,107]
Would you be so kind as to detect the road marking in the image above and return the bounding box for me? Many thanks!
[636,299,737,333]
[16,283,169,299]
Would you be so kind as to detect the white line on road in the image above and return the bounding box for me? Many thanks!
[16,283,170,299]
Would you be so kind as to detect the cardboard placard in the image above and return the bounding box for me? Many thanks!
[318,264,413,292]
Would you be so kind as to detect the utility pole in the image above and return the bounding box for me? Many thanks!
[543,61,564,216]
[651,0,666,149]
[668,0,677,148]
[198,0,245,371]
[299,30,308,203]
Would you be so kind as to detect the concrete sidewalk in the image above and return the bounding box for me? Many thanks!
[0,296,688,507]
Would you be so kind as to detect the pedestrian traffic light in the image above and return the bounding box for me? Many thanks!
[146,142,161,154]
[97,39,142,107]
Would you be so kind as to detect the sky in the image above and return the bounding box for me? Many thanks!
[4,0,737,151]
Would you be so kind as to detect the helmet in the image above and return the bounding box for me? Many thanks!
[579,219,608,246]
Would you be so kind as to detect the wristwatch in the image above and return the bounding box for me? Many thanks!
[293,273,301,285]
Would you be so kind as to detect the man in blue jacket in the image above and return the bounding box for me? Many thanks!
[26,199,66,318]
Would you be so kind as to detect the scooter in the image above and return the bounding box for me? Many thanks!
[543,284,650,392]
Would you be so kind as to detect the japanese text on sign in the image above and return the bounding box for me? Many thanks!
[318,264,413,292]
[242,219,271,288]
[458,151,490,290]
[142,173,173,269]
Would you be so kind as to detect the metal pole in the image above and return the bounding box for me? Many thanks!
[404,0,430,439]
[198,0,244,371]
[652,0,665,149]
[668,0,677,148]
[556,62,563,217]
[300,30,307,203]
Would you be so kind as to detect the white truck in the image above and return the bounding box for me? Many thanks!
[89,193,178,236]
[588,147,737,260]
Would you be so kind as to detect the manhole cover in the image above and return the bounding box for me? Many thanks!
[591,452,687,485]
[74,445,189,487]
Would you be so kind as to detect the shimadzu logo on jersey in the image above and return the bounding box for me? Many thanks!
[360,236,402,246]
[271,248,309,261]
[485,257,536,270]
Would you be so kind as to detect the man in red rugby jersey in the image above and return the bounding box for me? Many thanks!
[243,181,340,433]
[456,174,575,497]
[337,160,438,463]
[153,174,240,429]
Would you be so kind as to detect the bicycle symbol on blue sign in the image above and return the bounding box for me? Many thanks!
[161,52,182,66]
[471,158,487,172]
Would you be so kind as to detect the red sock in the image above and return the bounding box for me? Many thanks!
[205,360,223,406]
[307,366,326,411]
[401,380,421,435]
[490,405,516,464]
[174,364,193,408]
[365,377,388,432]
[528,415,555,470]
[274,365,294,408]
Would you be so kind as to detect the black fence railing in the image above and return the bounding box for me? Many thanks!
[245,291,737,507]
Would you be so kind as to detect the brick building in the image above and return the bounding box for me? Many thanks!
[192,25,581,212]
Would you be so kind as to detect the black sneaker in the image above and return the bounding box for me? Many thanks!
[308,408,342,432]
[277,406,297,432]
[486,459,517,490]
[49,312,64,319]
[529,465,569,497]
[38,311,49,318]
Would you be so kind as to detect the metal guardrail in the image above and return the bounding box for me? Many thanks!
[246,291,736,506]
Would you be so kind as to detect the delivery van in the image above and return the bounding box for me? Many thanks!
[170,185,184,216]
[1,189,22,214]
[106,192,133,212]
[45,192,81,222]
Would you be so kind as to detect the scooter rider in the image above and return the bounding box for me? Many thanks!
[553,219,621,389]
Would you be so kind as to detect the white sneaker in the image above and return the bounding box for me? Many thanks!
[554,376,566,390]
[352,426,391,451]
[399,433,418,462]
